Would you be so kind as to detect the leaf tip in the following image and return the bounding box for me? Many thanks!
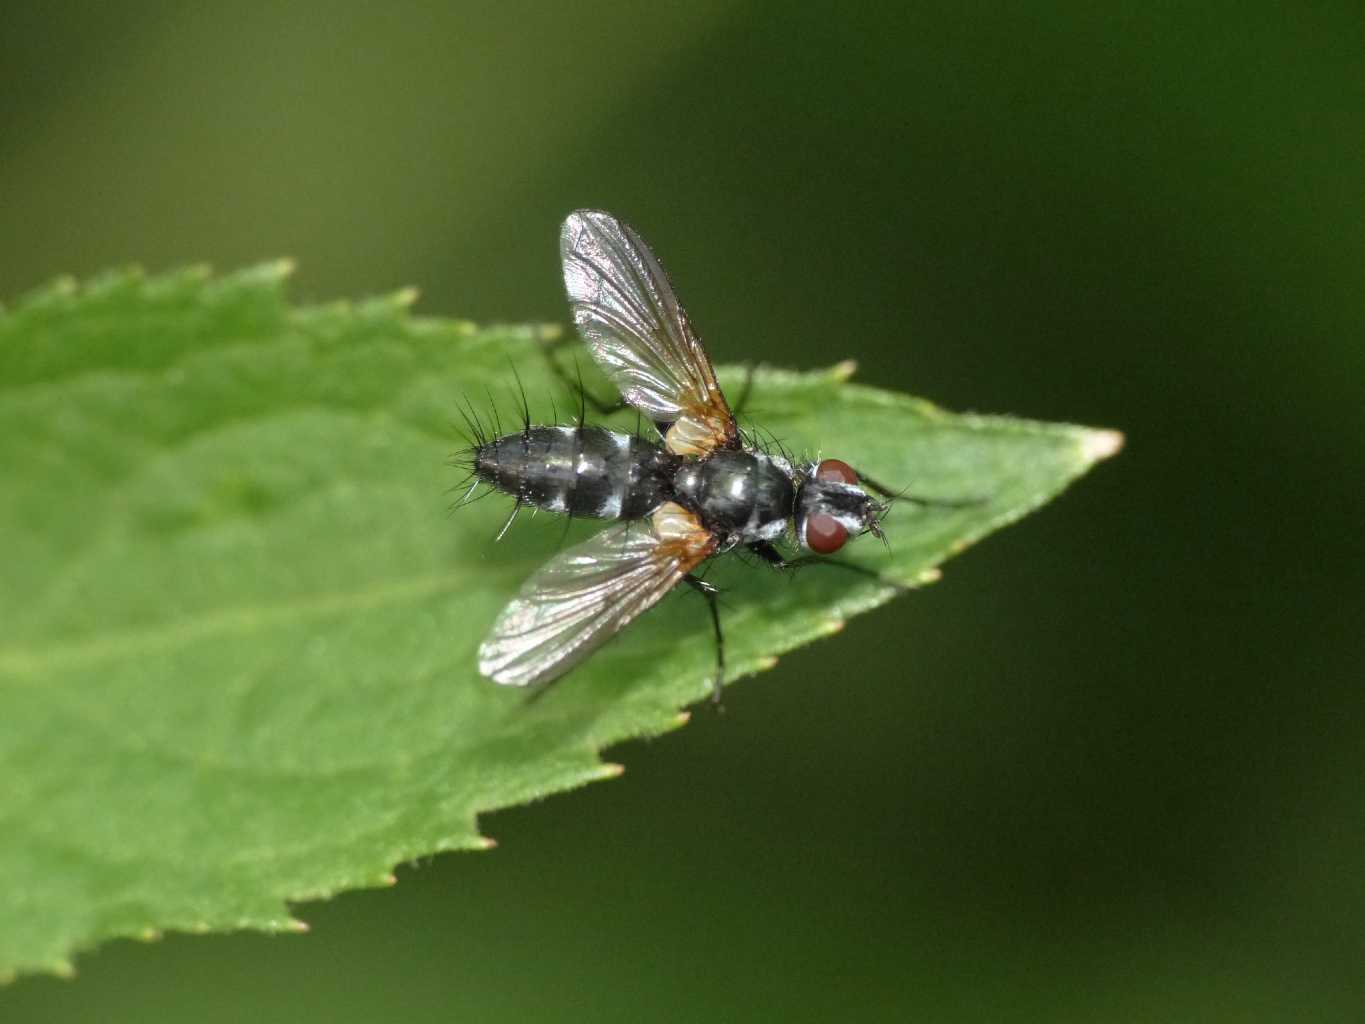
[287,919,310,934]
[917,567,943,585]
[51,959,76,980]
[595,762,626,780]
[48,274,78,297]
[267,257,297,280]
[391,286,421,308]
[137,927,162,943]
[831,359,858,381]
[1079,428,1124,463]
[475,836,498,852]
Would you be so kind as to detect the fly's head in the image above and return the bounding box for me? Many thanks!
[794,459,889,555]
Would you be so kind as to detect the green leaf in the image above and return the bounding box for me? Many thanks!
[0,264,1121,980]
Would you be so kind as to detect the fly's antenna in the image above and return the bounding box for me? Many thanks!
[867,505,892,553]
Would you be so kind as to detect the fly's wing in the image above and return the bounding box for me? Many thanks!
[560,209,738,457]
[479,509,716,687]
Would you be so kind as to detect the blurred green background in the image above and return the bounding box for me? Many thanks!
[3,2,1362,1020]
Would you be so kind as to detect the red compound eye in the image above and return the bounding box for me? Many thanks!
[815,458,858,485]
[805,514,849,555]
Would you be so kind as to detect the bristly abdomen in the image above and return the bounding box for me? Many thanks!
[473,425,679,520]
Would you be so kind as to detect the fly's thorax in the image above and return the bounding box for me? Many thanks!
[672,449,795,542]
[473,425,676,520]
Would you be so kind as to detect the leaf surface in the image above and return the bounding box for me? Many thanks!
[0,266,1120,979]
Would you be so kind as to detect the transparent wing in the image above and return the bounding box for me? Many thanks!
[560,209,737,456]
[479,515,713,687]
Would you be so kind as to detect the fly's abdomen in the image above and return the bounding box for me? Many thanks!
[473,426,675,520]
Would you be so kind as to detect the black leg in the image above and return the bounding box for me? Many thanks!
[851,468,988,508]
[851,470,899,501]
[748,540,910,592]
[538,335,631,417]
[729,363,758,419]
[554,508,574,551]
[683,574,726,703]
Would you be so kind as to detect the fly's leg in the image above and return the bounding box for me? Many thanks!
[683,574,726,704]
[538,332,630,418]
[728,363,758,419]
[854,471,900,501]
[852,469,988,509]
[747,540,910,592]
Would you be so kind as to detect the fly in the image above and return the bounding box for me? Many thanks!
[459,209,925,699]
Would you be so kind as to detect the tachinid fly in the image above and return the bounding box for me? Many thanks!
[458,210,907,697]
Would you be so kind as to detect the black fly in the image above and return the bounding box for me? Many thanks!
[460,210,904,699]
